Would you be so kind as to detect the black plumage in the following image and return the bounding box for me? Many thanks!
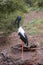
[18,32,28,46]
[13,16,28,46]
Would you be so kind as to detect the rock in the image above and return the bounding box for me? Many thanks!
[24,60,33,65]
[30,44,37,48]
[8,62,13,65]
[1,49,8,57]
[17,60,25,65]
[38,61,43,65]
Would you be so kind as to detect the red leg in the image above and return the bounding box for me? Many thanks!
[21,41,24,60]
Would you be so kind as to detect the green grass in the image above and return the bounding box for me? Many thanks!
[24,19,43,35]
[31,7,43,12]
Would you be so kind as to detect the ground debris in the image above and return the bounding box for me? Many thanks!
[11,44,38,52]
[37,60,43,65]
[0,44,43,65]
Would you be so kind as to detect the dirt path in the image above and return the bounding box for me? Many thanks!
[23,11,43,26]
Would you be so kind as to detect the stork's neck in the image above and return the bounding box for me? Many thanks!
[17,22,20,28]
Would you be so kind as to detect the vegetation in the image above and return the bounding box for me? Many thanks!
[0,0,43,34]
[0,0,28,33]
[25,0,43,7]
[24,19,43,35]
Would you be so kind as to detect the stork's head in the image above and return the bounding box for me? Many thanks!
[15,16,21,28]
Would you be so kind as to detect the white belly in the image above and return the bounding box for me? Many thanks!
[18,26,25,37]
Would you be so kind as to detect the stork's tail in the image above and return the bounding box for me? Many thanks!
[24,33,28,46]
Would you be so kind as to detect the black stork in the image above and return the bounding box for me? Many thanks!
[14,16,29,60]
[15,16,28,47]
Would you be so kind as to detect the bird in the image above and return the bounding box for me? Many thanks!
[15,16,28,47]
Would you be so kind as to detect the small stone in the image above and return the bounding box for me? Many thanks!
[1,49,8,57]
[17,60,25,65]
[38,62,43,65]
[9,62,13,65]
[37,60,43,65]
[30,44,37,48]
